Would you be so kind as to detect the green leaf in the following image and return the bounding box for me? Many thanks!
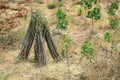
[63,35,73,47]
[56,9,68,30]
[110,19,119,28]
[108,8,116,15]
[108,1,119,15]
[87,7,101,20]
[87,11,94,18]
[111,1,119,10]
[81,0,93,9]
[104,32,112,43]
[81,41,94,58]
[93,0,98,4]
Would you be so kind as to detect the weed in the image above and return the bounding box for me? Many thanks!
[47,3,56,9]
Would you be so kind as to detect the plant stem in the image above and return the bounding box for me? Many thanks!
[85,7,87,26]
[89,18,94,39]
[66,46,71,80]
[91,18,94,34]
[70,56,82,73]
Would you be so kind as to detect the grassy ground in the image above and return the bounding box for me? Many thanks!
[0,0,120,80]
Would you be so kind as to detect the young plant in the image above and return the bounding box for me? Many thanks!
[47,3,56,9]
[80,0,93,25]
[87,7,101,33]
[108,1,119,18]
[80,0,98,10]
[62,34,73,80]
[63,35,73,49]
[104,32,115,56]
[80,0,93,9]
[81,41,94,58]
[80,0,98,28]
[104,32,112,43]
[108,1,119,29]
[108,8,116,16]
[110,1,119,10]
[56,9,68,31]
[61,34,73,57]
[110,19,119,28]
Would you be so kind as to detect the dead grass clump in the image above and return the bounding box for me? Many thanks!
[87,61,109,80]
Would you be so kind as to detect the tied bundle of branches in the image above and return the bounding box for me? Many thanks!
[33,11,47,66]
[18,10,62,66]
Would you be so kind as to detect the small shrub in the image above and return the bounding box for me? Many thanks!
[80,0,93,9]
[108,1,119,16]
[56,9,68,30]
[108,8,116,15]
[110,19,119,28]
[81,41,94,58]
[87,7,101,33]
[87,7,101,20]
[63,34,73,48]
[110,1,119,10]
[61,34,73,57]
[104,32,112,43]
[47,3,56,9]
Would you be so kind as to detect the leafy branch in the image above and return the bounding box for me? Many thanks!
[104,32,112,43]
[108,1,119,18]
[56,9,68,31]
[81,41,94,58]
[87,7,101,34]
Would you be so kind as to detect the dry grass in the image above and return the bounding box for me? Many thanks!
[0,0,120,80]
[0,50,84,80]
